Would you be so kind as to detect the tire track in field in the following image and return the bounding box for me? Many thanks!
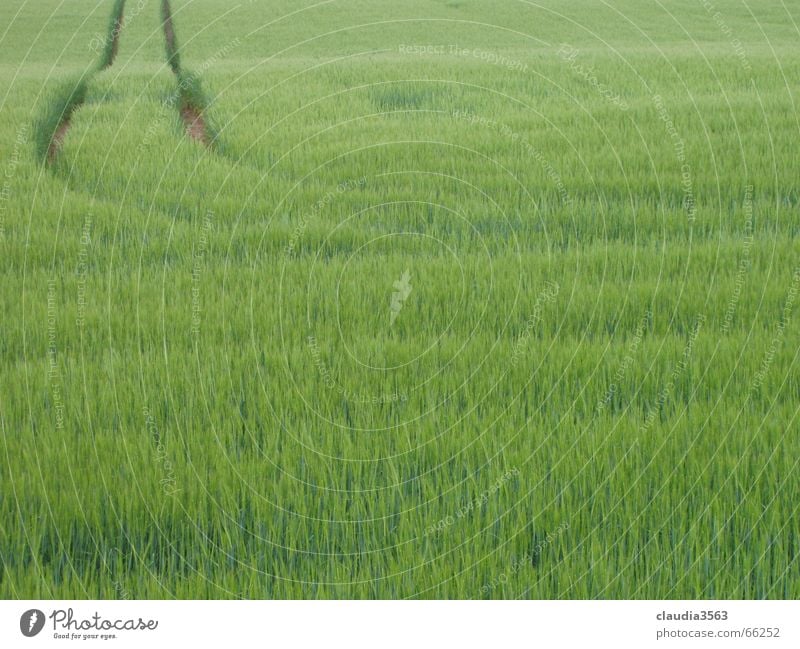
[38,0,217,166]
[99,0,127,70]
[161,0,213,146]
[37,1,127,164]
[39,76,89,164]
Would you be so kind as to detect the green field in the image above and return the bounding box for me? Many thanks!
[1,0,798,599]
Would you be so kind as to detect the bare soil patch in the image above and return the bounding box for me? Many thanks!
[47,118,72,164]
[180,103,209,145]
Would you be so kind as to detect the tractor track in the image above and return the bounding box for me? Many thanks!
[39,0,215,165]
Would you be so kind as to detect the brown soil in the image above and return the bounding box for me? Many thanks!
[180,103,209,145]
[47,118,72,164]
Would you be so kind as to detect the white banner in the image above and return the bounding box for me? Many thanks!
[1,600,797,648]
